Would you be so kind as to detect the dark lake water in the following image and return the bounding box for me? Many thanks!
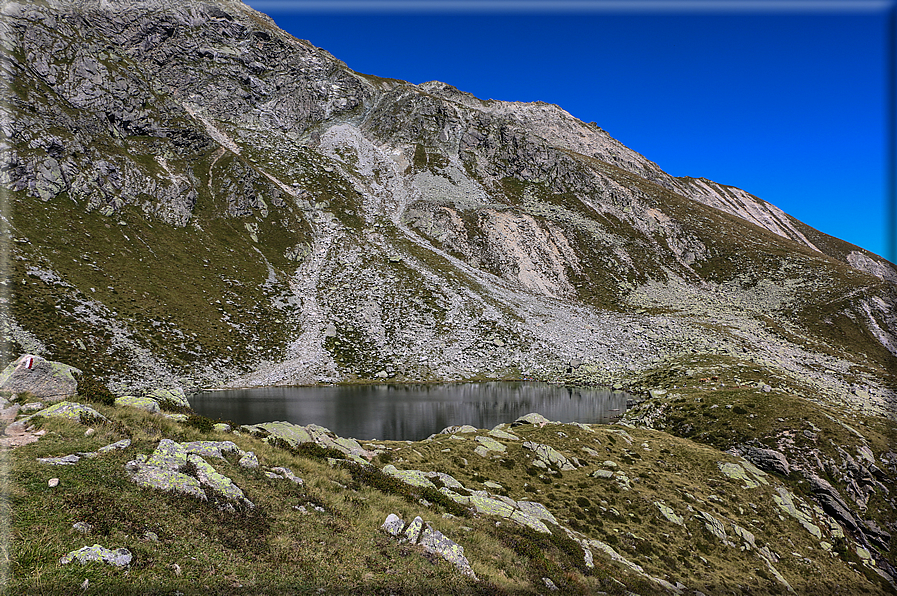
[189,382,630,441]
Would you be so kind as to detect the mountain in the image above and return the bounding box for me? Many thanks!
[2,1,897,591]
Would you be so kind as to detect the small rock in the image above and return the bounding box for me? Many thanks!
[543,577,559,591]
[60,544,132,567]
[144,531,159,542]
[72,522,93,534]
[238,451,259,469]
[84,428,95,437]
[48,478,59,487]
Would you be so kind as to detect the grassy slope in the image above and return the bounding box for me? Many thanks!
[6,384,894,595]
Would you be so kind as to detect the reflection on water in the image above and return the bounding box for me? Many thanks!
[189,382,629,441]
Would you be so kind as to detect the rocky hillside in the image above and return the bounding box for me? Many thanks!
[1,0,895,413]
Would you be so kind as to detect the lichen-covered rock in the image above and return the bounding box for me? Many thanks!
[238,451,259,468]
[655,501,684,526]
[187,454,253,507]
[213,423,232,433]
[37,454,81,465]
[0,354,80,401]
[425,471,464,489]
[487,427,519,441]
[129,465,206,500]
[418,524,477,579]
[381,513,405,537]
[515,500,558,526]
[440,424,478,434]
[474,435,506,453]
[591,469,613,479]
[269,466,303,484]
[97,439,131,453]
[402,515,425,543]
[25,401,107,424]
[511,413,551,427]
[735,445,791,476]
[718,462,761,489]
[146,439,188,470]
[772,487,822,538]
[382,465,435,488]
[522,441,576,470]
[114,396,160,413]
[181,441,242,460]
[510,509,551,533]
[60,544,132,567]
[146,387,190,408]
[469,493,515,517]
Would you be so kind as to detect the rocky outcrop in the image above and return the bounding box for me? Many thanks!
[381,514,476,579]
[125,438,255,509]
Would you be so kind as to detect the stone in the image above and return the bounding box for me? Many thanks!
[426,471,465,489]
[48,478,59,487]
[213,423,232,433]
[511,413,551,427]
[25,401,108,424]
[60,544,132,567]
[542,577,559,591]
[146,439,188,470]
[654,502,684,526]
[697,510,728,542]
[648,389,667,398]
[181,441,241,460]
[488,428,519,441]
[469,494,515,518]
[97,439,131,453]
[510,510,551,533]
[187,454,253,507]
[114,396,161,413]
[515,501,558,525]
[382,465,435,488]
[381,513,405,537]
[806,474,858,533]
[591,469,613,479]
[0,354,80,401]
[269,466,303,484]
[146,387,190,408]
[523,441,576,471]
[718,462,760,489]
[402,516,425,543]
[440,424,478,434]
[38,454,81,465]
[129,465,206,500]
[418,524,477,579]
[772,487,822,538]
[72,522,93,534]
[238,451,259,468]
[144,531,159,541]
[474,435,506,452]
[736,445,791,476]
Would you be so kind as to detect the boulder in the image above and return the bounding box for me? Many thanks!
[60,544,132,567]
[114,396,161,413]
[129,465,206,500]
[188,454,253,507]
[511,413,551,428]
[24,401,108,424]
[0,354,80,401]
[522,441,576,471]
[146,387,190,409]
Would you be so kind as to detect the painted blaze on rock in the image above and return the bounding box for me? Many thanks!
[0,354,80,401]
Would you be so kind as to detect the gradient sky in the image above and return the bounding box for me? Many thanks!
[245,0,895,261]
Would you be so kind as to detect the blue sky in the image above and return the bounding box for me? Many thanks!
[245,0,895,261]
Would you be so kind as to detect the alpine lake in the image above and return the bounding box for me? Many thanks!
[189,382,632,441]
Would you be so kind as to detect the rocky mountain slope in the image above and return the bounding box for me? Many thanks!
[2,0,895,411]
[2,0,897,593]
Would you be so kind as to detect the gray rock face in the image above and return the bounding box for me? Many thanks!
[736,445,791,476]
[0,355,80,401]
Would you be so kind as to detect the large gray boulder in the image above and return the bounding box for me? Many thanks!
[0,354,80,401]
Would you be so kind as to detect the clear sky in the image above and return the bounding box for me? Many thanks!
[245,0,895,261]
